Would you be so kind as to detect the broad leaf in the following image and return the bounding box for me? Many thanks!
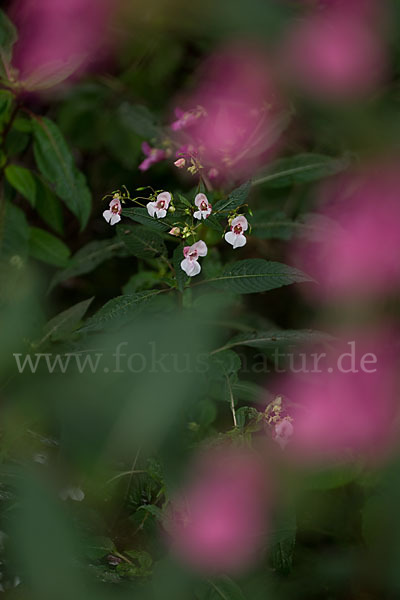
[29,227,70,267]
[0,201,29,261]
[122,207,170,231]
[117,223,166,259]
[80,290,163,332]
[215,329,333,352]
[38,298,94,345]
[208,576,246,600]
[35,176,64,235]
[204,259,313,294]
[5,164,36,207]
[32,116,91,229]
[253,153,350,188]
[49,239,125,291]
[213,181,251,214]
[118,102,162,139]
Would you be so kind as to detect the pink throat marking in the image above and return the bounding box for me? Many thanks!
[158,200,165,208]
[112,204,119,214]
[233,224,242,234]
[200,201,208,211]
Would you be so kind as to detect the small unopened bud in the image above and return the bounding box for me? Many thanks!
[174,158,186,168]
[168,205,176,213]
[169,227,181,237]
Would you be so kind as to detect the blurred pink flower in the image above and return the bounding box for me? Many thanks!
[139,142,166,172]
[273,331,400,463]
[170,43,287,181]
[281,9,387,100]
[10,0,114,89]
[292,165,400,301]
[164,445,268,573]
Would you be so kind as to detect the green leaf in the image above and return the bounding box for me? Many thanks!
[122,271,160,294]
[250,209,296,241]
[208,576,246,600]
[213,181,251,214]
[215,329,333,353]
[31,116,91,229]
[29,227,71,267]
[118,102,162,139]
[5,164,37,207]
[269,505,297,575]
[117,223,166,259]
[253,153,350,188]
[0,89,13,128]
[204,259,313,294]
[49,239,125,291]
[122,207,170,231]
[38,297,94,345]
[173,244,188,292]
[84,536,116,561]
[0,201,29,262]
[208,350,241,380]
[80,290,163,332]
[35,177,64,235]
[0,9,17,81]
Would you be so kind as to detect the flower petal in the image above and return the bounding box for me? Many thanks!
[233,233,247,249]
[192,240,208,256]
[156,208,167,218]
[147,202,157,217]
[224,231,236,246]
[110,213,121,226]
[103,210,112,223]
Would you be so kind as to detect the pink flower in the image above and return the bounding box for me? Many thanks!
[293,164,400,301]
[103,195,122,226]
[181,241,207,277]
[281,10,387,100]
[225,215,248,249]
[193,193,212,220]
[146,192,171,219]
[169,44,285,180]
[138,142,166,172]
[10,0,114,89]
[164,446,268,573]
[273,330,400,464]
[170,106,205,132]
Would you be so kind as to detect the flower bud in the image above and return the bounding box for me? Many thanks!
[174,158,186,168]
[169,227,181,237]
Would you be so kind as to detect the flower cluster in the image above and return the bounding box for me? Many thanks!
[102,186,250,280]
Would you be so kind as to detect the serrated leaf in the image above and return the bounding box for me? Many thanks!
[80,290,163,332]
[204,259,313,294]
[122,207,170,231]
[38,297,94,345]
[29,227,70,267]
[5,164,37,207]
[49,239,125,291]
[215,329,333,352]
[117,223,166,259]
[250,209,295,240]
[32,116,91,229]
[253,153,350,188]
[213,181,251,214]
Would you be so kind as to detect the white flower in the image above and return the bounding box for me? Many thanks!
[103,195,122,226]
[180,240,208,277]
[59,486,85,502]
[193,193,212,220]
[147,191,171,218]
[225,215,248,249]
